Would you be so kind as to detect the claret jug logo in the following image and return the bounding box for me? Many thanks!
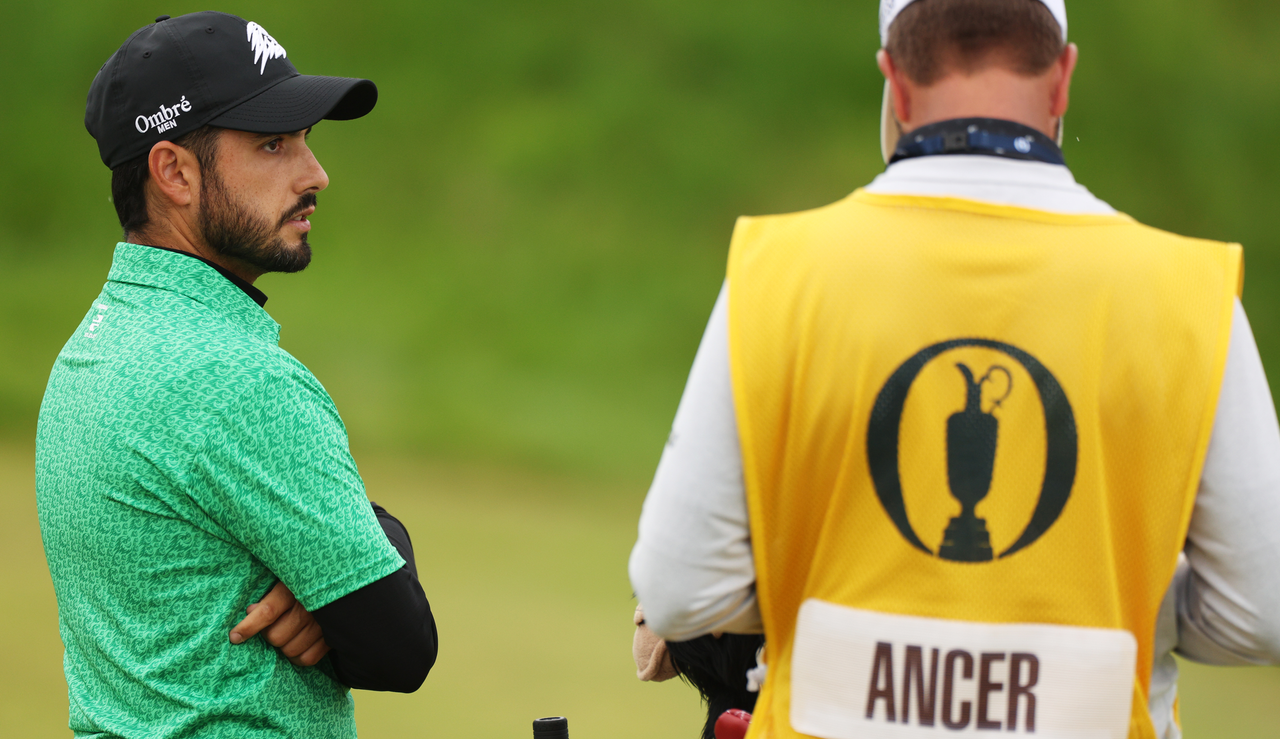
[867,339,1078,561]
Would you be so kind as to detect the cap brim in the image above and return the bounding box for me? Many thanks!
[208,74,377,134]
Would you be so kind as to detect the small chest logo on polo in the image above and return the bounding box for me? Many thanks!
[867,339,1078,561]
[135,95,192,134]
[84,304,110,339]
[246,21,287,75]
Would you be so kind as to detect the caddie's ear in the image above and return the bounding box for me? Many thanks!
[876,49,912,127]
[1050,43,1079,120]
[146,139,201,209]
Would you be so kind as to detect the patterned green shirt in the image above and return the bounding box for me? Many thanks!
[36,243,405,738]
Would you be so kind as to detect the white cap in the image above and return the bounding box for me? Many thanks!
[879,0,1068,46]
[878,0,1070,163]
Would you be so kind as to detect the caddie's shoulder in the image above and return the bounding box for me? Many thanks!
[1107,216,1244,296]
[1112,214,1242,252]
[730,193,860,244]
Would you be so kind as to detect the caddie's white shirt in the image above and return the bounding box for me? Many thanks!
[629,154,1280,739]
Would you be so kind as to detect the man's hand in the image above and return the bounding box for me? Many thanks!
[229,581,331,667]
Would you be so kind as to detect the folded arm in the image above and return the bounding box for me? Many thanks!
[312,502,438,692]
[202,373,437,692]
[227,502,438,691]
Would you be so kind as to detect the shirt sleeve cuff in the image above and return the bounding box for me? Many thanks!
[295,551,407,612]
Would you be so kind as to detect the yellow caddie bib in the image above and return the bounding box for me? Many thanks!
[727,190,1242,739]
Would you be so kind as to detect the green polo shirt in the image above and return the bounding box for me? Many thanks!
[36,243,404,738]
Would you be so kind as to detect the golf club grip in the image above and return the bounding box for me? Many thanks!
[715,708,752,739]
[533,716,569,739]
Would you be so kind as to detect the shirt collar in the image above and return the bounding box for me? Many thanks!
[107,242,281,343]
[139,245,269,308]
[865,155,1117,216]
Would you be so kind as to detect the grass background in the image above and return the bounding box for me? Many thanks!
[1,0,1278,735]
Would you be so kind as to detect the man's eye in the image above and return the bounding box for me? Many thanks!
[264,138,282,152]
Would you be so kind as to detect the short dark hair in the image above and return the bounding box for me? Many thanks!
[110,126,223,236]
[886,0,1065,86]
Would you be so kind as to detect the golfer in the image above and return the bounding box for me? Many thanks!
[631,1,1280,737]
[37,12,435,738]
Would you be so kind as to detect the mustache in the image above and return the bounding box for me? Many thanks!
[277,193,318,229]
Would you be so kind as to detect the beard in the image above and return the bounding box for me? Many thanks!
[197,167,315,274]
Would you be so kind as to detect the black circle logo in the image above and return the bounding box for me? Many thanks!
[866,339,1077,562]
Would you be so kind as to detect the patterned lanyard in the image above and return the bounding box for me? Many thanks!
[890,117,1065,166]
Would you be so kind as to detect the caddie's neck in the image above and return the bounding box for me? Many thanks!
[877,44,1078,141]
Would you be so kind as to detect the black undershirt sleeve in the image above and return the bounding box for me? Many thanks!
[311,502,438,692]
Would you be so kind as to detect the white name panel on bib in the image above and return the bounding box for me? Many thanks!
[790,600,1137,739]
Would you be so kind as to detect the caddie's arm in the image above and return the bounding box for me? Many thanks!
[630,282,762,641]
[1176,301,1280,665]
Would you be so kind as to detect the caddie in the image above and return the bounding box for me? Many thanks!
[630,1,1280,737]
[37,12,436,738]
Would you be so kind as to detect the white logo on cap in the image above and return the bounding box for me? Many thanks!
[246,21,287,75]
[135,95,193,135]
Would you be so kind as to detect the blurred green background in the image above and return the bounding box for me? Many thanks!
[2,0,1278,736]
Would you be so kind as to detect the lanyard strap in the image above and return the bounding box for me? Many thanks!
[890,117,1065,166]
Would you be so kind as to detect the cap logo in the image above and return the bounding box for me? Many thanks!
[135,95,193,135]
[246,21,287,75]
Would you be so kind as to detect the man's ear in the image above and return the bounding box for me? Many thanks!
[877,49,912,127]
[146,140,201,209]
[1050,43,1079,120]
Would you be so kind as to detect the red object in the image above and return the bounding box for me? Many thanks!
[714,709,752,739]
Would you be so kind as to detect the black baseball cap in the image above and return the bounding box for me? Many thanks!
[86,11,377,169]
